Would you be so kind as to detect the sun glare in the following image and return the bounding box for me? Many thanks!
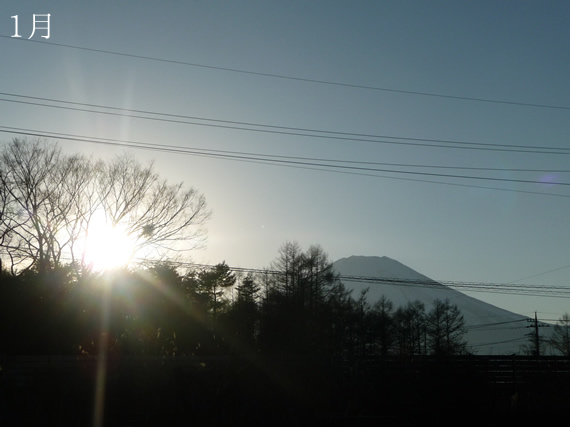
[83,213,137,271]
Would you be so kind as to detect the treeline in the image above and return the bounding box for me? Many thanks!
[0,139,469,359]
[0,241,468,358]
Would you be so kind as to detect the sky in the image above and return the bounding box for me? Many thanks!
[1,1,569,320]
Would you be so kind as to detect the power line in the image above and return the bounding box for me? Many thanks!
[338,275,570,298]
[2,94,570,155]
[3,126,570,197]
[143,259,570,299]
[2,35,569,111]
[507,263,570,284]
[467,319,530,330]
[231,161,570,199]
[470,337,528,348]
[8,252,570,299]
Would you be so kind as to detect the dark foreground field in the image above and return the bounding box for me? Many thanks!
[1,355,569,425]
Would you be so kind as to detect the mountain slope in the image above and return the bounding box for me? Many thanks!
[333,255,538,355]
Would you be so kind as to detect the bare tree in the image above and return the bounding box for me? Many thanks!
[96,153,210,261]
[0,166,19,274]
[63,156,104,270]
[370,295,395,357]
[270,240,304,298]
[395,300,426,356]
[0,138,65,272]
[550,313,570,357]
[426,298,467,356]
[0,138,210,273]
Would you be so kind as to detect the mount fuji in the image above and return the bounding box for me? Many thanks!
[332,255,542,355]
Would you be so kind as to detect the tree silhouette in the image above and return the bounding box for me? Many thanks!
[345,288,372,358]
[324,280,353,357]
[370,295,396,357]
[426,298,467,356]
[0,139,79,273]
[259,242,340,356]
[395,300,426,357]
[96,153,210,258]
[0,138,210,274]
[196,262,236,333]
[550,312,570,357]
[226,273,260,350]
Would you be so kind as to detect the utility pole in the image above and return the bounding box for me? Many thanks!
[534,312,540,357]
[526,312,549,357]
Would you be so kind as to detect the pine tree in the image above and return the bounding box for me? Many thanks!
[230,273,260,345]
[197,262,236,328]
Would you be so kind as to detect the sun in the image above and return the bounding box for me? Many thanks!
[83,212,137,271]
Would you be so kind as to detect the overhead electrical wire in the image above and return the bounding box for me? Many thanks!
[337,276,570,298]
[2,126,570,197]
[2,35,569,111]
[507,263,570,284]
[470,337,528,348]
[1,94,570,156]
[3,38,568,326]
[59,256,565,299]
[140,259,570,299]
[467,319,529,330]
[2,38,568,193]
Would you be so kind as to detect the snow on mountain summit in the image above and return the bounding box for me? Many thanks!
[333,255,433,282]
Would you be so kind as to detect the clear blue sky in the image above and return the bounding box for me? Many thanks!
[1,1,569,320]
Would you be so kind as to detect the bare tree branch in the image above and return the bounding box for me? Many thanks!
[0,139,210,274]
